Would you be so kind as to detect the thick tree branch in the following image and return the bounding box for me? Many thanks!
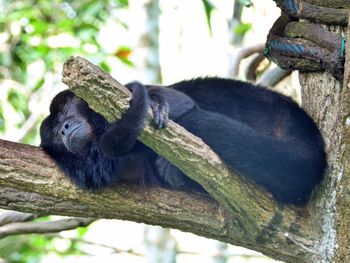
[0,57,325,262]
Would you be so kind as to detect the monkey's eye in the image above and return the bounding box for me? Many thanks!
[54,125,61,136]
[63,107,69,116]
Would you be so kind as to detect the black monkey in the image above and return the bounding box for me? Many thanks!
[40,78,326,205]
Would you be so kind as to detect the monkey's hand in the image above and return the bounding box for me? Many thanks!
[148,90,169,129]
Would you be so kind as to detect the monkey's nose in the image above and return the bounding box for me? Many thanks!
[61,121,71,136]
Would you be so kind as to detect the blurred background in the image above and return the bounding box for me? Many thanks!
[0,0,295,262]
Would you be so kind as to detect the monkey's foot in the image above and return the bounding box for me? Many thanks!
[274,0,349,25]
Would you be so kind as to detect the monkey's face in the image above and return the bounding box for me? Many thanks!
[40,90,94,157]
[58,97,93,156]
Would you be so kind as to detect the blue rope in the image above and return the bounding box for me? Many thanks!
[340,37,346,57]
[266,36,346,58]
[263,47,270,56]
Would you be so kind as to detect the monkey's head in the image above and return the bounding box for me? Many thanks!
[40,90,108,157]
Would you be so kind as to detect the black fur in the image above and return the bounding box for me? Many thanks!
[40,78,326,205]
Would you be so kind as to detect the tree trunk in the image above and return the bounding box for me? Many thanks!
[298,22,350,262]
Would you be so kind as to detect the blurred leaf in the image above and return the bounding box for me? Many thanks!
[77,225,90,238]
[0,52,11,67]
[0,235,44,263]
[56,19,75,31]
[115,18,129,29]
[201,0,214,35]
[234,22,252,36]
[33,215,51,222]
[34,44,50,57]
[0,236,26,258]
[0,103,4,132]
[112,46,134,67]
[119,57,134,67]
[239,0,253,7]
[116,0,129,8]
[32,77,45,92]
[7,7,38,21]
[7,89,27,112]
[58,47,79,56]
[99,61,111,72]
[22,126,40,145]
[31,235,47,248]
[76,1,106,20]
[114,46,132,60]
[30,20,49,34]
[75,24,99,40]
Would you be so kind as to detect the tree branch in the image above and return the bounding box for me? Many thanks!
[227,44,265,78]
[0,217,94,238]
[257,67,291,87]
[0,211,35,227]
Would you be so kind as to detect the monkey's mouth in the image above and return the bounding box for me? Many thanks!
[68,124,84,140]
[64,124,91,156]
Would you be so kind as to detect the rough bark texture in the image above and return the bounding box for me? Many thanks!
[304,0,350,9]
[298,20,350,262]
[0,54,347,262]
[297,2,349,26]
[275,0,349,25]
[285,22,342,51]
